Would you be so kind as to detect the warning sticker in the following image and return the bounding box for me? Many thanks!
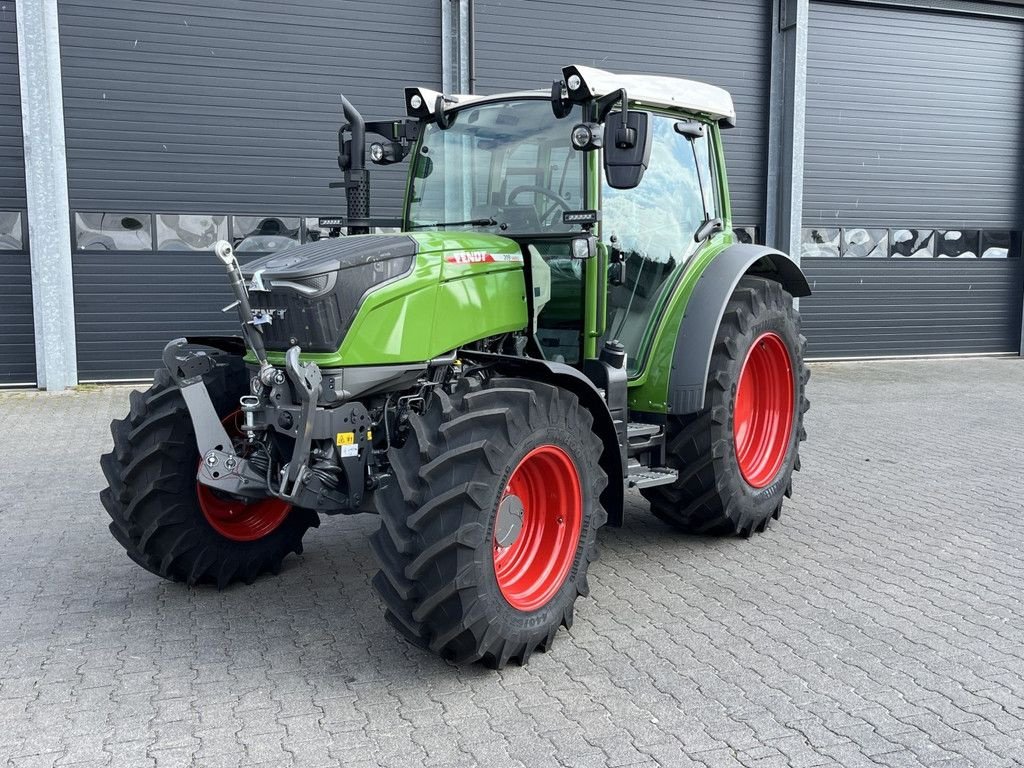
[336,432,355,446]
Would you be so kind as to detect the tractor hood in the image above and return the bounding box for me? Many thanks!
[242,235,418,281]
[240,232,528,360]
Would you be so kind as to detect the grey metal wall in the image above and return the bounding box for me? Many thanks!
[58,0,442,380]
[801,0,1024,357]
[0,1,25,210]
[471,0,771,230]
[801,258,1024,357]
[0,0,35,386]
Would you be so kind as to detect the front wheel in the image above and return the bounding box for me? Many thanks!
[643,276,809,535]
[371,376,608,668]
[100,356,318,587]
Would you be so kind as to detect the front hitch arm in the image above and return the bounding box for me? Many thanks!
[272,346,324,502]
[163,339,236,459]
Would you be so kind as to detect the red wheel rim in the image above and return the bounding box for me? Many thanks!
[492,445,583,612]
[733,332,795,489]
[196,411,292,542]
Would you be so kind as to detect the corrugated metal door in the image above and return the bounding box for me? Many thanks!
[58,0,442,380]
[471,0,771,230]
[0,0,35,387]
[801,1,1024,358]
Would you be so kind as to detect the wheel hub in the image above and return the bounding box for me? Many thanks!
[494,493,525,548]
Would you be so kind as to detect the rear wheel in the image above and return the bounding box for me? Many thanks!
[643,276,809,535]
[371,376,607,668]
[100,356,318,587]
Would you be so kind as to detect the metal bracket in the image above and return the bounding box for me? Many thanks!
[162,339,237,459]
[196,448,270,499]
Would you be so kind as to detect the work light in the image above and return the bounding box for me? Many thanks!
[570,122,602,151]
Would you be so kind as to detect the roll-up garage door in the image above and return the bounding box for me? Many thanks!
[0,1,34,387]
[801,1,1024,358]
[472,0,771,231]
[58,0,442,380]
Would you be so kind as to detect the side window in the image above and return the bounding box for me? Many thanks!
[603,114,714,372]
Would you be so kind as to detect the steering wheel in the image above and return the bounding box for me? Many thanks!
[507,185,571,226]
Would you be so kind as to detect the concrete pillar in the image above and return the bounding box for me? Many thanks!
[765,0,809,261]
[457,0,471,93]
[16,0,77,390]
[441,0,453,93]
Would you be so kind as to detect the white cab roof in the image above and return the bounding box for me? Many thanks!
[410,66,736,124]
[563,65,736,123]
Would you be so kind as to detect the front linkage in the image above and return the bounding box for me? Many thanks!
[166,241,376,514]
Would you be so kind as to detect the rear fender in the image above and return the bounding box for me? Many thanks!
[461,351,626,527]
[667,244,810,416]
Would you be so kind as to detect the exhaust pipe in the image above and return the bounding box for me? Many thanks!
[338,93,370,235]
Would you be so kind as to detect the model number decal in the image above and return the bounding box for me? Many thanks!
[444,251,523,265]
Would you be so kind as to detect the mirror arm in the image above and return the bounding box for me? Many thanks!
[596,88,627,123]
[694,217,725,243]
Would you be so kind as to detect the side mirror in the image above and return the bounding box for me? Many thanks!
[603,110,652,190]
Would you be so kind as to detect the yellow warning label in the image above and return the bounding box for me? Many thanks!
[366,430,373,440]
[336,432,355,446]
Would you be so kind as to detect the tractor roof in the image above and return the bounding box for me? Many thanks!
[411,65,736,126]
[560,65,736,125]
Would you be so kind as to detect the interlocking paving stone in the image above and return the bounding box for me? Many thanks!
[1,358,1022,767]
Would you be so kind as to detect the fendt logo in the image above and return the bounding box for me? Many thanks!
[251,308,287,324]
[444,251,524,265]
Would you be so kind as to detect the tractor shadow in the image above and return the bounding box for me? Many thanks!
[89,489,772,699]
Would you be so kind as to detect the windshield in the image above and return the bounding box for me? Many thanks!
[406,99,585,235]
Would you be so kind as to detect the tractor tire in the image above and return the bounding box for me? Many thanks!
[371,376,608,668]
[643,276,809,536]
[100,356,318,588]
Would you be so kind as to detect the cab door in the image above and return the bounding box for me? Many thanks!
[599,112,720,375]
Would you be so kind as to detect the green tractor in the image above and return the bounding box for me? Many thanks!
[101,65,810,668]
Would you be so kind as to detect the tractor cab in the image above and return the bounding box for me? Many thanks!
[394,66,734,388]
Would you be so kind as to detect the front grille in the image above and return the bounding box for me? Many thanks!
[250,254,414,353]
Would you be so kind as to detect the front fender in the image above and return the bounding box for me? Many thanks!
[666,244,810,415]
[460,351,627,526]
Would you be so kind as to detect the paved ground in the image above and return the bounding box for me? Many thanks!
[1,358,1023,767]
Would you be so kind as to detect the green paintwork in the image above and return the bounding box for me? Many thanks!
[582,150,603,360]
[257,232,528,369]
[625,232,735,413]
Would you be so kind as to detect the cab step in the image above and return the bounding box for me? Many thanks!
[626,422,662,439]
[625,421,665,459]
[626,459,678,490]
